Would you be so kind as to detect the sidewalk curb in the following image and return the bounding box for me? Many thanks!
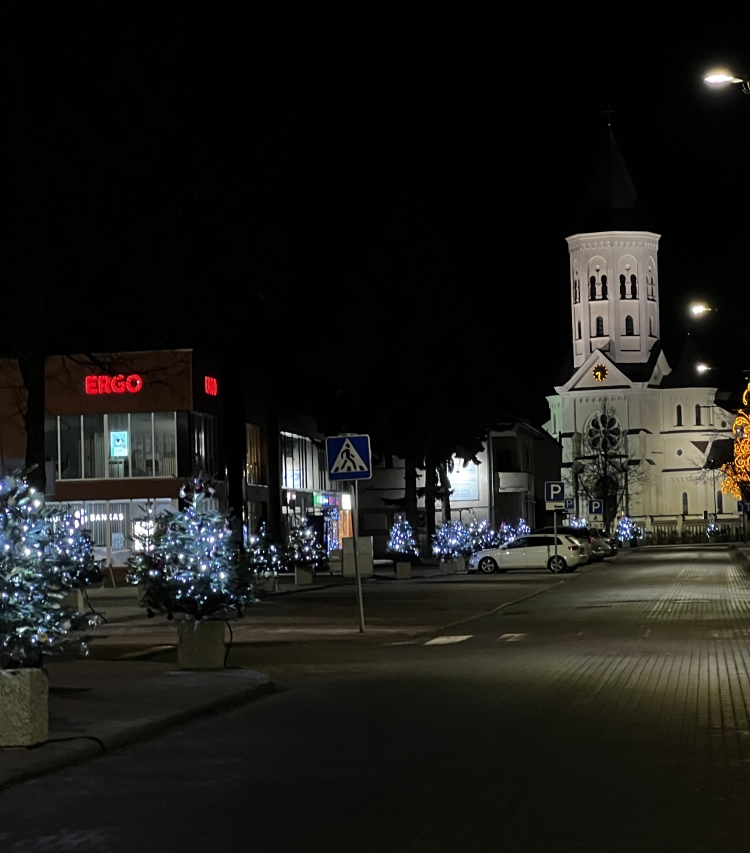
[414,567,592,639]
[0,673,275,793]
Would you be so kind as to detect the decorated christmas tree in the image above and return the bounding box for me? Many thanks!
[286,518,327,571]
[247,523,286,578]
[325,506,341,554]
[387,513,418,561]
[432,520,469,559]
[617,514,634,542]
[0,471,101,668]
[465,518,498,553]
[127,478,252,620]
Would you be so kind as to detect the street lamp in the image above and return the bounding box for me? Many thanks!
[704,70,750,94]
[697,363,711,374]
[690,302,711,317]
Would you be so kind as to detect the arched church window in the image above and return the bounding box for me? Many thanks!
[630,275,638,298]
[676,405,682,426]
[625,315,634,336]
[601,275,608,299]
[682,492,689,515]
[695,405,702,426]
[717,492,723,514]
[577,320,582,340]
[619,274,626,298]
[590,276,597,300]
[595,316,604,337]
[649,317,654,336]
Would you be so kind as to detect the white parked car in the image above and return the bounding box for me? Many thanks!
[467,533,587,575]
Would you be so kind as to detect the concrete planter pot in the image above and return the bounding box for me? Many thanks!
[255,575,279,594]
[0,667,49,747]
[455,557,467,573]
[395,561,412,580]
[439,560,455,574]
[177,619,226,670]
[294,566,315,586]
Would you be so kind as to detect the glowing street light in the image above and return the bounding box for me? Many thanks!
[704,70,750,94]
[696,363,711,373]
[690,302,712,317]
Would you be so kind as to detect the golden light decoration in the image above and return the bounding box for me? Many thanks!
[721,383,750,499]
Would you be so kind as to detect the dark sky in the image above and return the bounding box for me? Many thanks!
[6,28,750,426]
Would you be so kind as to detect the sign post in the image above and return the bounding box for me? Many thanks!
[326,434,372,633]
[545,481,566,571]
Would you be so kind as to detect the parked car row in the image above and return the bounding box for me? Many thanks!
[466,526,616,575]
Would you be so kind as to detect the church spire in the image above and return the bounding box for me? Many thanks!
[576,129,648,233]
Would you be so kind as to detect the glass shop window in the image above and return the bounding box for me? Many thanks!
[84,414,105,479]
[131,413,152,478]
[59,415,82,480]
[246,424,263,485]
[154,412,177,477]
[44,416,59,478]
[108,413,130,478]
[194,413,218,477]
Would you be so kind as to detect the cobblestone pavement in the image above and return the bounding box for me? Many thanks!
[3,546,750,851]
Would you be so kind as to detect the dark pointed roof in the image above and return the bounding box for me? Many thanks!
[660,337,713,388]
[575,129,650,233]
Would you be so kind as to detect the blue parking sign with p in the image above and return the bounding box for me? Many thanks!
[589,499,603,515]
[545,481,565,503]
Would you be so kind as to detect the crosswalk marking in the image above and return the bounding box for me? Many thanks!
[423,635,472,646]
[497,633,527,642]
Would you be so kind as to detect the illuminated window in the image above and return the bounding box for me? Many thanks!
[53,413,177,480]
[246,424,263,485]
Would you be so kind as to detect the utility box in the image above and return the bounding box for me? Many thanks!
[342,537,373,578]
[0,668,49,747]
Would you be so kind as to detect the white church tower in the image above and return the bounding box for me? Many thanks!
[569,131,661,367]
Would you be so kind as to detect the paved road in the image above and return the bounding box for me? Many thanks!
[3,546,750,851]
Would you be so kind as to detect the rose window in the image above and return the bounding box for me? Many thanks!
[587,412,622,451]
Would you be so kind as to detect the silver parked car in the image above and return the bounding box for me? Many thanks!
[467,533,587,575]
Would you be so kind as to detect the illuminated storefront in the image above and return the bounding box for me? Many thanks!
[0,350,222,568]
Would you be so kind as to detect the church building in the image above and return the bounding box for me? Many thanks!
[543,131,739,541]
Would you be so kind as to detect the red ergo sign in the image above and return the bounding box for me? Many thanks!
[85,374,143,395]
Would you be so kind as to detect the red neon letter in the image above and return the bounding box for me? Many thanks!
[97,375,111,394]
[125,374,143,393]
[85,376,98,395]
[111,374,126,393]
[205,376,218,396]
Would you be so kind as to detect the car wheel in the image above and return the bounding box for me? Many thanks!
[478,556,498,574]
[547,555,567,574]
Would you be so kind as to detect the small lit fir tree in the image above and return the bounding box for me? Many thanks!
[325,506,341,554]
[0,471,101,668]
[432,520,470,559]
[247,523,286,578]
[286,518,328,571]
[387,513,418,562]
[127,478,253,620]
[465,518,499,552]
[617,514,634,542]
[722,382,750,501]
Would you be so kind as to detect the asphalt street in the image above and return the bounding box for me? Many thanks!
[3,546,750,852]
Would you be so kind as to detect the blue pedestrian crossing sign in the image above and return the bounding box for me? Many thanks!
[326,435,372,481]
[589,499,604,516]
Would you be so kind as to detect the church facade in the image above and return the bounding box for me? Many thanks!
[543,132,739,540]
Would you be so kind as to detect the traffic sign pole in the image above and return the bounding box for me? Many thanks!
[554,509,558,567]
[326,434,372,633]
[353,481,365,633]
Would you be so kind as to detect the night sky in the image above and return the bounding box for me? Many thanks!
[6,30,750,427]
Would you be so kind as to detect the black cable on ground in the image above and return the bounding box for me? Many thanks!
[80,585,108,624]
[224,620,233,667]
[35,735,106,752]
